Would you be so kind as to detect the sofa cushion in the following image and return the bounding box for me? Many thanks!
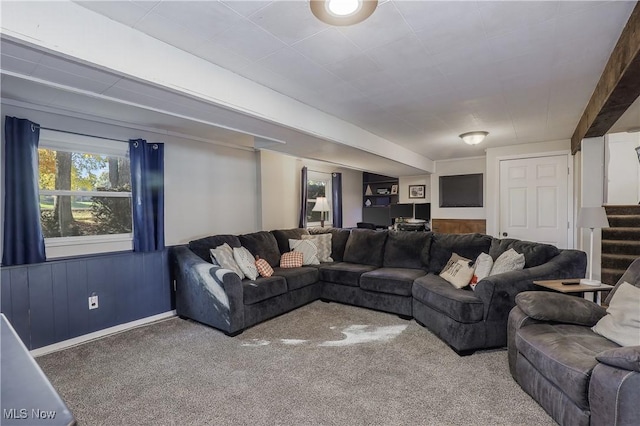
[343,229,388,267]
[272,266,319,291]
[189,234,242,262]
[596,346,640,372]
[439,253,475,289]
[412,274,484,323]
[301,234,333,262]
[319,262,377,287]
[289,239,320,265]
[242,276,287,305]
[383,231,432,269]
[489,248,525,276]
[255,258,274,277]
[233,246,258,280]
[592,282,640,347]
[605,257,640,305]
[239,231,281,267]
[280,251,303,268]
[361,268,426,297]
[271,228,309,254]
[489,238,559,268]
[210,244,244,279]
[429,233,492,273]
[516,323,619,409]
[309,227,350,262]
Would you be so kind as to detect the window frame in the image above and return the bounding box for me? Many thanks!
[306,171,332,227]
[38,130,133,259]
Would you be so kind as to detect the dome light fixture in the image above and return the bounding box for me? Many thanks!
[459,131,489,145]
[310,0,378,26]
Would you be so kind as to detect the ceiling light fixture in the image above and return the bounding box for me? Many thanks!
[459,131,489,145]
[310,0,378,26]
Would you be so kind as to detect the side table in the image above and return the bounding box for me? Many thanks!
[533,279,614,305]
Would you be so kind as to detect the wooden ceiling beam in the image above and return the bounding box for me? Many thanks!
[571,2,640,154]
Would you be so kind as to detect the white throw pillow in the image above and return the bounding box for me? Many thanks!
[210,243,244,279]
[301,234,333,262]
[470,252,493,290]
[592,282,640,346]
[289,239,320,265]
[489,248,525,276]
[440,253,475,289]
[233,246,258,281]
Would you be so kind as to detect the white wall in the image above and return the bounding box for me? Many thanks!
[431,157,486,220]
[258,150,362,230]
[605,132,640,204]
[398,175,431,203]
[486,139,572,236]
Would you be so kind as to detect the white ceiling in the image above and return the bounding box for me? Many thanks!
[1,1,638,173]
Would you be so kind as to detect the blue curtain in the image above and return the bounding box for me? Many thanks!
[129,139,165,252]
[332,172,343,228]
[298,166,308,228]
[2,117,46,266]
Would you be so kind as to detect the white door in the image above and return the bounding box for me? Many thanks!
[499,155,569,248]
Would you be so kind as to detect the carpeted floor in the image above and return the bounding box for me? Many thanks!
[37,301,553,425]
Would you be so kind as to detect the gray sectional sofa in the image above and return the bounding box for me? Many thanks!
[508,258,640,426]
[170,227,586,354]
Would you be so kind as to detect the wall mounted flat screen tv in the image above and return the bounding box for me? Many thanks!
[414,203,431,221]
[439,174,483,207]
[390,203,413,218]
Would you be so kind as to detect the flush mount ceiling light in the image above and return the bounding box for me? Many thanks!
[459,131,489,145]
[310,0,378,26]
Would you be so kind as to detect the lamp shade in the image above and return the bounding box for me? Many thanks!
[312,197,331,212]
[577,207,609,229]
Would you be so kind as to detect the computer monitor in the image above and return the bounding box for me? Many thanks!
[390,203,413,219]
[414,203,431,221]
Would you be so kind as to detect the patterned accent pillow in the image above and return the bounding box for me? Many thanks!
[289,239,320,265]
[301,234,333,262]
[210,243,244,279]
[490,248,525,276]
[233,246,258,280]
[470,252,493,290]
[280,251,304,269]
[439,253,475,289]
[255,258,274,277]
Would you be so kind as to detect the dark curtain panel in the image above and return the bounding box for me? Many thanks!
[2,117,46,266]
[332,172,343,228]
[298,166,308,228]
[129,139,165,252]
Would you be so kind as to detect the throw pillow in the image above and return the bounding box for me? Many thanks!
[440,253,475,289]
[592,282,640,346]
[489,248,525,276]
[470,252,493,290]
[233,246,258,280]
[280,251,304,269]
[210,243,244,279]
[301,234,333,262]
[255,257,274,278]
[289,239,320,265]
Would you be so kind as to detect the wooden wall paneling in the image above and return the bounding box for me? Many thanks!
[9,268,30,348]
[28,264,56,349]
[66,260,89,339]
[1,269,12,320]
[87,256,118,332]
[141,251,166,318]
[114,253,137,324]
[431,219,487,234]
[51,263,70,343]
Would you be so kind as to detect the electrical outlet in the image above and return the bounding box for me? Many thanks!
[88,295,99,310]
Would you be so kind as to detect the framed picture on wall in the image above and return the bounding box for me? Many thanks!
[409,185,425,199]
[390,184,398,195]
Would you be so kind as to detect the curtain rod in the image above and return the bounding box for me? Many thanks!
[34,125,130,143]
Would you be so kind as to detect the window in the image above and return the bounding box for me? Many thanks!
[306,171,332,226]
[38,130,133,258]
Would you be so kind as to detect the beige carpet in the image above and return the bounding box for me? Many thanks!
[37,301,553,425]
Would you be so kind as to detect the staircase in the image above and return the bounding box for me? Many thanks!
[601,205,640,285]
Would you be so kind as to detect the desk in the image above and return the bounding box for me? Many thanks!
[533,279,613,305]
[0,314,76,426]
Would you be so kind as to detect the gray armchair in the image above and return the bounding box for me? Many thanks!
[508,258,640,426]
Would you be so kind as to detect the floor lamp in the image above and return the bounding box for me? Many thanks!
[312,197,331,228]
[577,206,610,286]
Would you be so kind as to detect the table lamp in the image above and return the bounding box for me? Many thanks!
[312,197,331,227]
[577,206,610,286]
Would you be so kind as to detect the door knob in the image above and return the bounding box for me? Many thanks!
[502,232,508,237]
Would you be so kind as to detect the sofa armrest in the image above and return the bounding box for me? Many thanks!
[589,362,640,425]
[170,246,244,334]
[596,346,640,372]
[474,249,587,323]
[515,291,606,326]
